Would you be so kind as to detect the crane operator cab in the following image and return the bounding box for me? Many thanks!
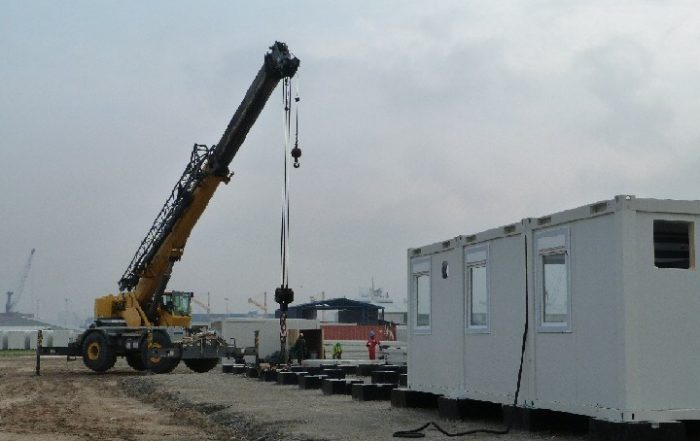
[157,291,193,328]
[162,291,192,317]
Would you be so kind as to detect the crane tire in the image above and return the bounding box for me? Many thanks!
[125,352,146,371]
[184,358,219,373]
[142,330,180,374]
[82,332,116,373]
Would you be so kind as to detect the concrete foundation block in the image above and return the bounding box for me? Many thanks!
[321,368,345,379]
[351,383,395,401]
[232,364,247,374]
[292,365,321,375]
[260,369,278,382]
[339,364,357,375]
[322,378,347,395]
[503,406,587,433]
[381,364,402,372]
[277,371,298,385]
[371,370,400,384]
[344,379,364,395]
[392,388,439,409]
[319,363,339,369]
[357,363,380,376]
[589,419,686,441]
[290,366,308,373]
[299,375,326,390]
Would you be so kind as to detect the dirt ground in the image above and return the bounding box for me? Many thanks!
[0,355,586,441]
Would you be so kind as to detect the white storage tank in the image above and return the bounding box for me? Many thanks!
[50,330,75,347]
[6,330,28,350]
[27,330,38,349]
[407,195,700,424]
[213,318,320,360]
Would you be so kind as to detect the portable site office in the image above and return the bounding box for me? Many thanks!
[407,195,700,424]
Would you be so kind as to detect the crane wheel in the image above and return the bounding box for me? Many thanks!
[125,352,146,371]
[141,331,180,374]
[184,358,219,373]
[82,332,116,373]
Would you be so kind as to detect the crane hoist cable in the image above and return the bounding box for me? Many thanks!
[275,75,301,365]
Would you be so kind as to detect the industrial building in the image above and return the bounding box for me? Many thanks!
[407,195,700,425]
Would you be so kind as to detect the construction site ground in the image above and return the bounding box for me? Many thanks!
[0,355,586,441]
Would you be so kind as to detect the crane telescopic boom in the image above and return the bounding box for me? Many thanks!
[116,42,299,314]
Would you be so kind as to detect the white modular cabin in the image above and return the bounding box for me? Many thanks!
[407,195,700,424]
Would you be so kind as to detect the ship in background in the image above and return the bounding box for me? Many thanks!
[356,277,407,325]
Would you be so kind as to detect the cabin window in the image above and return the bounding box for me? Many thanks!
[654,220,694,269]
[412,258,431,332]
[536,228,572,332]
[542,253,568,324]
[465,244,489,332]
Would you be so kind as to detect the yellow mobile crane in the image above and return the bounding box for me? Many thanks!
[40,42,299,374]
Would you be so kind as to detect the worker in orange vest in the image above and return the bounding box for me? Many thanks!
[366,331,380,360]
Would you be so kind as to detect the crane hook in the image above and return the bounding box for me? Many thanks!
[291,145,302,168]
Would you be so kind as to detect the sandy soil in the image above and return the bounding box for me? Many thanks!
[1,355,586,441]
[0,356,221,441]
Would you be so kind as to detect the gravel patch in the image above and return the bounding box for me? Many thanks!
[122,370,588,441]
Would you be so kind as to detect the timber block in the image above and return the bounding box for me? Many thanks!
[352,383,395,401]
[589,419,686,441]
[391,388,439,409]
[371,370,399,384]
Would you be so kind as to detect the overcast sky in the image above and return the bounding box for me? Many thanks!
[2,1,700,323]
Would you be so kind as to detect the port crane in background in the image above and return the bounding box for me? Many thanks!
[247,292,268,314]
[5,248,36,314]
[191,295,211,314]
[39,42,300,374]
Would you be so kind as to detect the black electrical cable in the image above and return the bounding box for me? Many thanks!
[393,236,530,438]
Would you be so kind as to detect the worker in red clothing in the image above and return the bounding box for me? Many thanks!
[366,331,380,360]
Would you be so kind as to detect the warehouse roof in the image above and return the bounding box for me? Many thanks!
[0,313,62,329]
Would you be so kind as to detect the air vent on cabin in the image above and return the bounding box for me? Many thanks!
[537,216,551,226]
[442,240,451,248]
[503,225,516,234]
[412,248,422,256]
[654,220,693,269]
[466,235,476,243]
[590,202,608,215]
